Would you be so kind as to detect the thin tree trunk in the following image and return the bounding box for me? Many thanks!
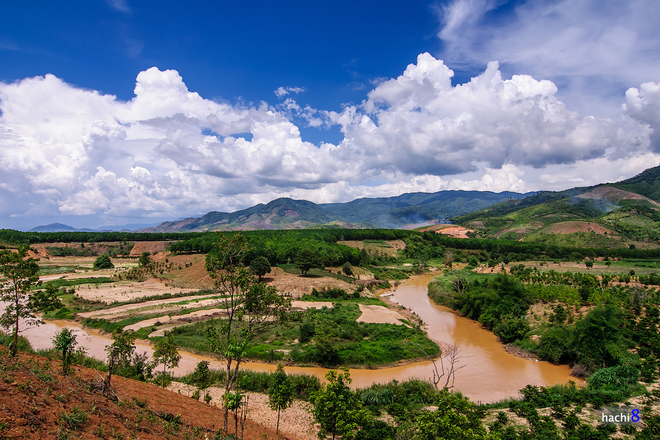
[223,358,232,433]
[240,396,248,440]
[13,288,19,357]
[276,408,281,435]
[104,354,114,397]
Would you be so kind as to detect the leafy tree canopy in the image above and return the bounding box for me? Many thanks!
[93,253,114,270]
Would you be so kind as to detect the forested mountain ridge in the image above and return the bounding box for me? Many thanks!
[319,190,530,228]
[139,190,530,232]
[141,198,342,232]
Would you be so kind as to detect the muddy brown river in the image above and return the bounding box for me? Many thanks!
[20,273,576,403]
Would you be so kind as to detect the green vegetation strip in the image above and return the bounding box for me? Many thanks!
[167,303,438,367]
[38,277,114,289]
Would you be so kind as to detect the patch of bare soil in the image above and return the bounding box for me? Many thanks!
[160,255,215,289]
[291,301,334,310]
[0,349,290,440]
[169,382,318,440]
[417,225,473,238]
[129,241,171,256]
[74,278,199,303]
[437,226,473,238]
[376,289,426,329]
[39,262,137,281]
[265,267,354,298]
[543,221,615,235]
[356,304,407,325]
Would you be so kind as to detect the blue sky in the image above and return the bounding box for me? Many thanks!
[1,0,660,229]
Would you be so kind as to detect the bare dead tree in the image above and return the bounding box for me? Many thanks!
[423,343,467,390]
[451,273,469,295]
[441,344,466,388]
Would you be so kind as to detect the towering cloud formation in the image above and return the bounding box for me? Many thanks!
[333,54,628,177]
[0,54,655,228]
[624,82,660,151]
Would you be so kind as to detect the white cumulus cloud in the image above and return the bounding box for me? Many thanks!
[274,86,306,98]
[436,0,660,117]
[0,55,657,229]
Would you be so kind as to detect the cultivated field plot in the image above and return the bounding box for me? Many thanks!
[266,267,355,298]
[69,278,199,303]
[77,293,227,319]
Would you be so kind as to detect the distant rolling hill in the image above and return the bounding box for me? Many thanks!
[29,223,96,233]
[28,222,159,233]
[452,165,660,248]
[140,190,530,233]
[141,198,348,232]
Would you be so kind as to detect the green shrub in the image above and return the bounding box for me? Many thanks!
[537,326,573,364]
[59,407,89,430]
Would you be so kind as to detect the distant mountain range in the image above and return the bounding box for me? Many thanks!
[28,222,160,233]
[138,190,530,232]
[26,165,660,245]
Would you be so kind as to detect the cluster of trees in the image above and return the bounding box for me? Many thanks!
[179,231,368,269]
[450,274,533,344]
[0,229,205,245]
[308,369,489,440]
[435,264,660,380]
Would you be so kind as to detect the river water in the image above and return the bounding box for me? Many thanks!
[20,273,576,403]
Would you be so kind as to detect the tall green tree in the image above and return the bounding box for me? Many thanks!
[139,251,151,268]
[105,330,152,382]
[249,256,271,281]
[205,233,291,433]
[268,363,294,435]
[310,368,367,440]
[30,283,63,313]
[152,334,181,386]
[52,328,78,375]
[295,247,321,275]
[0,246,42,357]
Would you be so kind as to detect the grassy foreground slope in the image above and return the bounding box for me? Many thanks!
[0,347,283,440]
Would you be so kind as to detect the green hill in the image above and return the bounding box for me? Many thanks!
[453,165,660,248]
[143,198,343,232]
